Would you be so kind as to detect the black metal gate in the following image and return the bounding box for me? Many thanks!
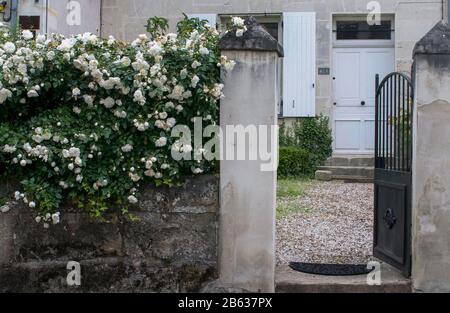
[374,72,413,276]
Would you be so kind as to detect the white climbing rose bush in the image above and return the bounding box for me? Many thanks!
[0,17,236,223]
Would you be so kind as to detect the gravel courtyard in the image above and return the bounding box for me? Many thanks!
[276,180,374,265]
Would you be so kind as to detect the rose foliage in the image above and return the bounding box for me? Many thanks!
[0,17,236,225]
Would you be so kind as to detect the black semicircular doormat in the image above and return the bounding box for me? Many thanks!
[289,262,374,276]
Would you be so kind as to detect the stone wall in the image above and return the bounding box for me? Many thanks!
[412,22,450,292]
[0,175,219,293]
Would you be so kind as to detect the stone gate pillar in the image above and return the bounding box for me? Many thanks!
[412,21,450,292]
[217,17,283,292]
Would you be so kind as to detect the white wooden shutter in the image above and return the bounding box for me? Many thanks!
[282,12,316,117]
[187,14,217,28]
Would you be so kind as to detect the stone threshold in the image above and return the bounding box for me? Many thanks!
[276,261,411,293]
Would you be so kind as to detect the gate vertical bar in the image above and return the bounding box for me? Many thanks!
[375,74,380,166]
[390,76,393,170]
[406,81,410,171]
[401,78,406,171]
[384,78,387,169]
[397,74,401,171]
[394,75,397,171]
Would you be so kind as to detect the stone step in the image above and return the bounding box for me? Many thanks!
[276,263,412,293]
[317,166,374,180]
[325,156,374,167]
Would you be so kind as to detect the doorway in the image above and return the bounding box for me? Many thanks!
[332,15,395,155]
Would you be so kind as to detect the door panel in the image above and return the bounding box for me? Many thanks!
[364,50,395,107]
[333,47,394,154]
[334,52,361,107]
[335,120,360,150]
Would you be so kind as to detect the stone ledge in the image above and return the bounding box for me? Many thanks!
[219,17,284,57]
[413,21,450,57]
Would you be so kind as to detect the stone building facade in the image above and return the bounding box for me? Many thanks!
[101,0,444,155]
[6,0,445,155]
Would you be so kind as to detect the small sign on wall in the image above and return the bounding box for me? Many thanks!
[318,67,330,75]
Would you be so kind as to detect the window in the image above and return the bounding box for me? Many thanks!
[19,16,40,36]
[336,20,392,40]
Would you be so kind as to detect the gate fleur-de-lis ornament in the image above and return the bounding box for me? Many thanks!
[383,208,397,229]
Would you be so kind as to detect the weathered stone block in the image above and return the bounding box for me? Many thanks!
[315,170,332,181]
[0,175,219,292]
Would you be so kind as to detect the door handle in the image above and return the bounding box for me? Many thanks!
[361,101,365,106]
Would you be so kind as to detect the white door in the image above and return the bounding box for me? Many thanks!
[332,47,394,154]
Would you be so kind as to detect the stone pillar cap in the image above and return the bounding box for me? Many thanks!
[413,21,450,57]
[219,16,284,57]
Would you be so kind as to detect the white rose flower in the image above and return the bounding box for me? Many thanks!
[75,157,82,166]
[192,167,204,174]
[133,89,146,105]
[72,88,81,97]
[224,60,236,72]
[46,51,55,60]
[199,47,209,55]
[191,75,200,88]
[232,17,245,27]
[166,118,176,128]
[155,137,167,147]
[121,144,133,153]
[83,95,94,106]
[27,90,39,98]
[29,201,36,208]
[57,38,76,51]
[22,30,34,40]
[51,212,60,224]
[100,97,115,108]
[180,68,188,79]
[0,88,12,103]
[149,43,163,56]
[36,34,46,44]
[128,195,138,204]
[3,42,15,54]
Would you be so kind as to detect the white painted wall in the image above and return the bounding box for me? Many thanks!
[17,0,101,35]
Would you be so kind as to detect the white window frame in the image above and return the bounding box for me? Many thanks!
[332,14,395,48]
